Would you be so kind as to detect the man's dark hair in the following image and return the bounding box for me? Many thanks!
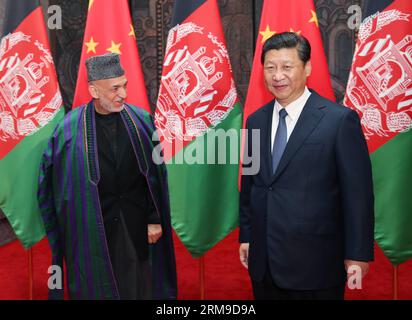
[261,32,311,65]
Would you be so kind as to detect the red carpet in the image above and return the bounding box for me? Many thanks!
[0,229,411,300]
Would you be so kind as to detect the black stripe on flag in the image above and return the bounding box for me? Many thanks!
[2,0,39,37]
[171,0,207,26]
[364,0,394,18]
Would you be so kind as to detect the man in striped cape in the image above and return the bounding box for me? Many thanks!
[38,53,176,300]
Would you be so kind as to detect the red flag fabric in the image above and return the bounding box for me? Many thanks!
[344,0,412,154]
[0,3,63,159]
[244,0,335,124]
[72,0,150,111]
[155,0,241,160]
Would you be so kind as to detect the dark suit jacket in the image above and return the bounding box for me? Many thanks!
[239,91,375,290]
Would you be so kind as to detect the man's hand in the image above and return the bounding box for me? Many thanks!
[148,224,162,244]
[344,259,369,278]
[239,243,249,269]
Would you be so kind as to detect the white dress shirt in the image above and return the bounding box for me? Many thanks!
[271,87,311,149]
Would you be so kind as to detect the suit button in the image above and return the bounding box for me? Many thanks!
[113,217,119,222]
[268,187,273,191]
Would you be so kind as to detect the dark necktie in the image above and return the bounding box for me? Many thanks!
[272,108,288,174]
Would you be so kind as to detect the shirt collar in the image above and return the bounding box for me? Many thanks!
[274,87,311,122]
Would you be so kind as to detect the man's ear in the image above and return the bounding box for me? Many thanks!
[88,83,99,99]
[305,60,312,77]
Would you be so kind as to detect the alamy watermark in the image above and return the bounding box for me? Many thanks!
[347,265,363,290]
[44,5,362,33]
[151,128,261,176]
[347,5,362,30]
[46,263,364,291]
[46,5,62,30]
[48,265,62,290]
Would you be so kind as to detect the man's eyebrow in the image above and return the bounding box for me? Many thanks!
[113,81,128,88]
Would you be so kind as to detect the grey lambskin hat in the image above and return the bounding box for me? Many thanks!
[85,53,125,82]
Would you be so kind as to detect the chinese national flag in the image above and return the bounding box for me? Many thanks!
[244,0,335,124]
[72,0,150,111]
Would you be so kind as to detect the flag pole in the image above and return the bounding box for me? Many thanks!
[28,248,34,300]
[393,264,398,300]
[199,256,205,300]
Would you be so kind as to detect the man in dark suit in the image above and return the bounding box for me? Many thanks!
[239,32,374,300]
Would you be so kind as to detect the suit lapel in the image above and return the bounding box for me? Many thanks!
[254,100,276,185]
[264,101,275,184]
[269,92,325,185]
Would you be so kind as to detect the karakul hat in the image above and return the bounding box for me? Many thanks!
[85,53,125,81]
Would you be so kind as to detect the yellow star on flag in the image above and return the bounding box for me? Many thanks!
[85,36,99,54]
[88,0,94,11]
[309,10,319,27]
[289,28,301,35]
[260,25,276,43]
[128,24,135,37]
[107,41,122,54]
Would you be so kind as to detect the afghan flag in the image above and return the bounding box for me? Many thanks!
[0,0,64,247]
[344,0,412,266]
[72,0,150,111]
[155,0,242,257]
[244,0,335,123]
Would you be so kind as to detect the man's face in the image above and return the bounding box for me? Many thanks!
[263,47,311,107]
[89,75,127,114]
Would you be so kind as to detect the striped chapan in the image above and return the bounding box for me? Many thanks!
[38,102,177,299]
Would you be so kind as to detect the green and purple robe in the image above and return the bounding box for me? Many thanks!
[38,102,177,299]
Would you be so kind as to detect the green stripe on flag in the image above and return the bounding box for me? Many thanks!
[0,108,64,248]
[371,129,412,265]
[167,104,242,257]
